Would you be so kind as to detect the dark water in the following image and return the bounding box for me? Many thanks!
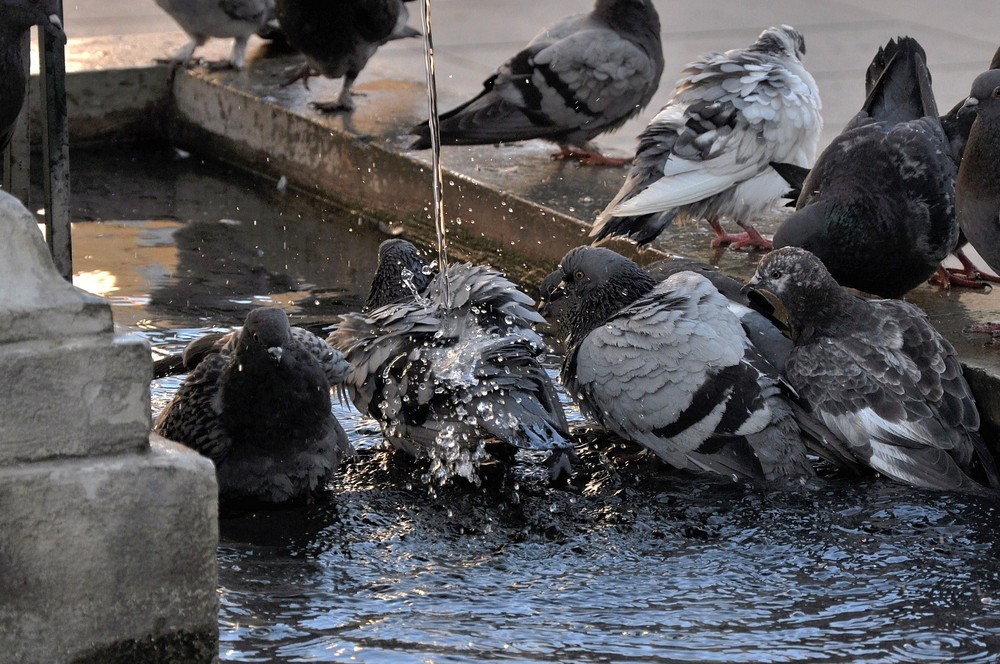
[69,145,1000,663]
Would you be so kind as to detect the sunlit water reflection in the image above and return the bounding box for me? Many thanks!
[67,144,1000,662]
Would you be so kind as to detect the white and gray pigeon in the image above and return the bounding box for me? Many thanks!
[0,0,65,151]
[154,307,352,504]
[277,0,418,112]
[590,25,822,249]
[745,247,1000,493]
[772,37,959,299]
[409,0,664,166]
[540,246,818,482]
[953,69,1000,305]
[154,0,275,70]
[328,240,575,484]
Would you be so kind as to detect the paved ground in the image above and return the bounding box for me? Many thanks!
[62,0,1000,154]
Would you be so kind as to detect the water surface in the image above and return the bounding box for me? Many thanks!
[69,144,1000,663]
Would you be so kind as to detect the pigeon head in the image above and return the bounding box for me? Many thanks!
[238,307,293,364]
[365,238,435,311]
[0,0,66,43]
[744,247,846,342]
[960,70,1000,120]
[594,0,661,39]
[752,25,806,60]
[540,246,656,346]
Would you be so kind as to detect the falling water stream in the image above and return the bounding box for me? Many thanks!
[418,0,449,295]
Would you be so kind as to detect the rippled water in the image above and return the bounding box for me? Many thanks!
[69,145,1000,663]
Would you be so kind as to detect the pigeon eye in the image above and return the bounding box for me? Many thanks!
[574,270,586,281]
[770,269,782,279]
[993,86,1000,98]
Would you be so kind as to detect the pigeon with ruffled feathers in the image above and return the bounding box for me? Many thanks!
[277,0,418,112]
[1,0,65,151]
[154,307,352,503]
[745,247,1000,493]
[329,240,574,483]
[772,37,958,298]
[541,246,818,482]
[409,0,663,166]
[154,0,275,70]
[590,25,822,249]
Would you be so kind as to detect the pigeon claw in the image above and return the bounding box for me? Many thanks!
[551,145,630,167]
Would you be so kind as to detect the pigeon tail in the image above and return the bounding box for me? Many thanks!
[590,209,679,246]
[861,36,938,124]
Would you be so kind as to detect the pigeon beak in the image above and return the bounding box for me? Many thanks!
[741,283,792,334]
[958,95,980,117]
[44,14,67,44]
[267,346,283,364]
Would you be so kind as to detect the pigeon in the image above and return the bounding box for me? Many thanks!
[772,37,959,298]
[409,0,664,166]
[540,246,817,482]
[744,247,1000,493]
[590,25,822,249]
[954,69,1000,335]
[276,0,418,112]
[154,307,352,503]
[363,237,436,311]
[937,49,1000,288]
[539,254,793,372]
[328,240,575,484]
[153,0,275,71]
[0,0,65,151]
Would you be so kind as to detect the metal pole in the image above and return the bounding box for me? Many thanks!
[38,0,71,281]
[2,34,32,199]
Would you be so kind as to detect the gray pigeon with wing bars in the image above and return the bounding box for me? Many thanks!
[541,246,817,482]
[409,0,663,166]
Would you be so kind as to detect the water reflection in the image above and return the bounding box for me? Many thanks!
[70,144,1000,663]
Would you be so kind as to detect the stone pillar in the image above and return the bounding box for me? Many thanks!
[0,191,219,663]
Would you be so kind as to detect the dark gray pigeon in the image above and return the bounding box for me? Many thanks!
[745,247,1000,493]
[0,0,65,151]
[409,0,663,166]
[154,307,352,504]
[772,37,959,298]
[154,0,275,70]
[328,241,574,484]
[590,25,822,249]
[276,0,418,112]
[364,238,436,311]
[541,246,817,482]
[953,69,1000,330]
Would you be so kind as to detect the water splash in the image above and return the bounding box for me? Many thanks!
[418,0,449,302]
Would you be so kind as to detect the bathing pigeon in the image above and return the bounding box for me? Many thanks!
[276,0,418,112]
[954,70,1000,329]
[772,37,959,298]
[540,246,817,482]
[364,238,436,311]
[409,0,663,166]
[328,241,575,483]
[0,0,65,151]
[154,307,352,503]
[744,247,1000,492]
[153,0,275,70]
[590,25,822,249]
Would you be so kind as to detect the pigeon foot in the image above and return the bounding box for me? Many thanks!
[551,145,630,167]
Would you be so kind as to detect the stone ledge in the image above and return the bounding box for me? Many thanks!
[0,435,218,664]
